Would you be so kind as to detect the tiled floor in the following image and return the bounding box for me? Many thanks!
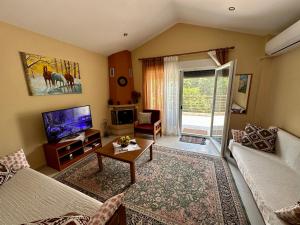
[182,113,224,136]
[38,134,265,225]
[156,135,220,155]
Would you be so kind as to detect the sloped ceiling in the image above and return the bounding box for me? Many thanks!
[0,0,299,55]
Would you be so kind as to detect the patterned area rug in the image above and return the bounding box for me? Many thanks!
[179,135,207,145]
[55,146,249,225]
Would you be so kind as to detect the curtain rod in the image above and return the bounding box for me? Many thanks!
[138,46,235,61]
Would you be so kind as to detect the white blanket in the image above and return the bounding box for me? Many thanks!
[0,168,101,225]
[229,138,300,225]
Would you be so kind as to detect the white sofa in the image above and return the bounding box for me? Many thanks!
[0,166,126,225]
[0,168,102,224]
[229,128,300,225]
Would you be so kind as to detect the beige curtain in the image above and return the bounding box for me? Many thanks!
[142,58,164,116]
[163,56,180,135]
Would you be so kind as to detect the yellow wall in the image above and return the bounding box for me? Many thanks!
[0,22,108,169]
[4,20,296,168]
[132,23,265,130]
[255,47,300,137]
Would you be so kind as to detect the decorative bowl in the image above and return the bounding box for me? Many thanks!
[118,136,131,148]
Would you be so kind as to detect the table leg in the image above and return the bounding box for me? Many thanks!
[150,144,153,161]
[97,154,103,171]
[130,162,136,184]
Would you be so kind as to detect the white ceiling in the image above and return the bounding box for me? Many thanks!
[0,0,299,55]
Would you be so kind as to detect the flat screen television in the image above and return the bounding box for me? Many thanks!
[42,105,93,143]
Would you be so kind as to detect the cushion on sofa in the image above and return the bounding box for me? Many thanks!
[88,193,124,225]
[275,202,300,225]
[0,149,30,171]
[135,124,153,131]
[231,129,245,143]
[0,162,16,185]
[241,124,278,153]
[229,140,300,225]
[138,112,151,124]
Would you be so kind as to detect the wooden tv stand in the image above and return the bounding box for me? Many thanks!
[43,129,102,171]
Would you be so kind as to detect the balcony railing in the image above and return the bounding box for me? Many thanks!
[182,95,227,113]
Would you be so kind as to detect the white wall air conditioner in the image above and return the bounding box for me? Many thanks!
[265,20,300,56]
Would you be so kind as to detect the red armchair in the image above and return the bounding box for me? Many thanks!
[134,109,162,141]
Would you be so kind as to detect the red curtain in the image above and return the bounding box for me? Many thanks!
[216,48,229,65]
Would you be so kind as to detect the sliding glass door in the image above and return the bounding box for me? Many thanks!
[180,70,215,136]
[210,61,235,156]
[179,61,235,156]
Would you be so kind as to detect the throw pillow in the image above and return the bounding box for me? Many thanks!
[231,129,245,143]
[88,193,124,225]
[138,112,152,124]
[0,162,16,185]
[0,149,30,171]
[22,214,90,225]
[241,124,278,153]
[275,201,300,225]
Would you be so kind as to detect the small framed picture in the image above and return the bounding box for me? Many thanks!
[109,67,115,78]
[129,68,133,77]
[238,74,251,93]
[232,73,252,114]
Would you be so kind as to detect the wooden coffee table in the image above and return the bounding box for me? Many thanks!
[95,138,154,184]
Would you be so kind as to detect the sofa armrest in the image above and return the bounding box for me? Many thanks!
[154,120,162,131]
[105,204,126,225]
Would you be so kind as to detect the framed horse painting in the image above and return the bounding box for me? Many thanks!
[20,52,82,96]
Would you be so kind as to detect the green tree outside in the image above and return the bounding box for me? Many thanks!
[182,76,228,113]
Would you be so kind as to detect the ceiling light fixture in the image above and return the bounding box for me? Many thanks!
[228,6,235,11]
[123,33,128,37]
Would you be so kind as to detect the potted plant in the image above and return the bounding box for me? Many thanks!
[131,91,141,104]
[108,99,113,105]
[118,136,131,148]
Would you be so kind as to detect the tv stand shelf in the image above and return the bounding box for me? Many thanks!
[43,129,102,171]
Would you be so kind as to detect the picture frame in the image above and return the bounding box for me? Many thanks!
[20,52,82,96]
[109,67,115,77]
[232,73,252,114]
[238,74,250,93]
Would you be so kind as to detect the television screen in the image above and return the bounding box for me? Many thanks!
[42,105,92,142]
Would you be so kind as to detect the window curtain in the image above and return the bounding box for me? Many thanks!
[163,56,180,135]
[215,48,229,65]
[208,48,229,66]
[142,58,164,116]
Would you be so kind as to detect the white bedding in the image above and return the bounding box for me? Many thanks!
[229,130,300,225]
[0,168,102,225]
[230,141,300,225]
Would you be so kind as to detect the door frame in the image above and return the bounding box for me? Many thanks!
[179,71,184,134]
[210,60,236,157]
